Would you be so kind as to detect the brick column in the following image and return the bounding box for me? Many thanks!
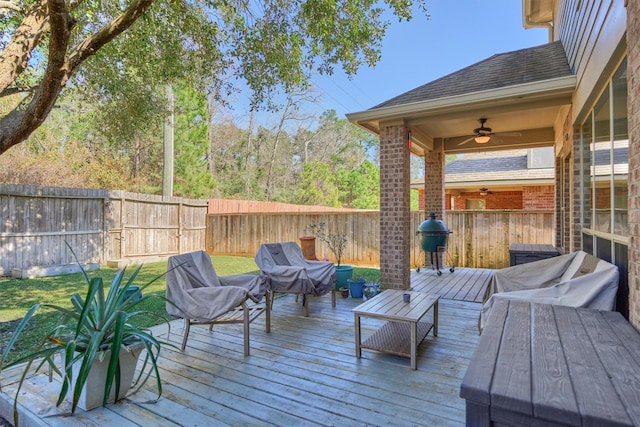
[572,125,585,253]
[423,146,446,267]
[627,0,640,329]
[379,124,411,290]
[423,149,445,218]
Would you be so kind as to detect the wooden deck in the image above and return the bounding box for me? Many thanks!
[410,266,494,303]
[0,268,493,426]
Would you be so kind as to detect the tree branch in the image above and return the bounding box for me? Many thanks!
[65,0,156,76]
[0,0,23,14]
[0,0,48,93]
[0,0,157,154]
[0,85,38,98]
[0,0,72,154]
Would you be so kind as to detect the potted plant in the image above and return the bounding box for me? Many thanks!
[363,281,382,300]
[307,222,353,288]
[0,247,177,425]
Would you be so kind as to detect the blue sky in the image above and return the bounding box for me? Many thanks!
[227,0,550,127]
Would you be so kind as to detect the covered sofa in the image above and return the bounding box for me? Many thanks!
[255,242,336,316]
[479,250,619,331]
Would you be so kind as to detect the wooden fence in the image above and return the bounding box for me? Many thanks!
[0,185,208,276]
[207,209,555,269]
[0,183,554,276]
[107,191,208,261]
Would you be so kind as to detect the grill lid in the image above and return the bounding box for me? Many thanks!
[417,212,450,234]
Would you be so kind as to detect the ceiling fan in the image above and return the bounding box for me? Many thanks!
[479,187,494,196]
[457,118,522,146]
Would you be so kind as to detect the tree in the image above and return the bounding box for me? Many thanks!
[0,0,427,155]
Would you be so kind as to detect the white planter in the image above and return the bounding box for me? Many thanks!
[67,344,142,411]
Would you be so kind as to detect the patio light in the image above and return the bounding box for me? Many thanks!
[475,135,491,143]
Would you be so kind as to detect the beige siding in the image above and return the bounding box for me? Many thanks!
[555,0,627,121]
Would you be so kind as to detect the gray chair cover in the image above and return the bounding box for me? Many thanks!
[479,251,619,331]
[166,250,268,322]
[255,242,336,297]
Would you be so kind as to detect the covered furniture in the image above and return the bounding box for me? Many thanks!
[479,250,618,331]
[166,250,270,356]
[255,242,336,317]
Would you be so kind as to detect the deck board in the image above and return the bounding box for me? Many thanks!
[0,270,490,426]
[411,267,493,303]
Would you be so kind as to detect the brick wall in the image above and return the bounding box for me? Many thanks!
[420,186,555,211]
[627,0,640,329]
[523,186,555,209]
[379,125,411,290]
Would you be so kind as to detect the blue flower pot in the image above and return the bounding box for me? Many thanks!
[335,265,354,290]
[347,278,366,298]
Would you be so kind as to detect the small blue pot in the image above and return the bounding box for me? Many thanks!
[347,278,366,298]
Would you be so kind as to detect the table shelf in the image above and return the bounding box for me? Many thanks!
[361,320,434,358]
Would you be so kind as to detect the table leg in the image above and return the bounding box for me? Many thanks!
[354,314,361,358]
[433,299,439,337]
[411,321,417,370]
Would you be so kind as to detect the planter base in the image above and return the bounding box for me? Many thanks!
[68,344,142,411]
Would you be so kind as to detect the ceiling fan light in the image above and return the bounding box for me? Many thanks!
[475,135,491,144]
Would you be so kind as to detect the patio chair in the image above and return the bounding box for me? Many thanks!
[255,242,336,317]
[165,250,270,356]
[479,250,619,332]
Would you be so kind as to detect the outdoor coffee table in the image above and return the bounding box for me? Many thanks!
[353,290,439,370]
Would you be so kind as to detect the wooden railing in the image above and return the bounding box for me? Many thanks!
[207,210,555,269]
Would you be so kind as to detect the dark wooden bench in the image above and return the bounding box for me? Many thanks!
[460,299,640,426]
[509,243,561,266]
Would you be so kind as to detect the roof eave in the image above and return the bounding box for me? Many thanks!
[522,0,554,30]
[346,75,576,133]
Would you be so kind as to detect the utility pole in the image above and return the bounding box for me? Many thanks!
[162,85,174,198]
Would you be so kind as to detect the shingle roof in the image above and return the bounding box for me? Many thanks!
[444,150,554,183]
[373,41,571,109]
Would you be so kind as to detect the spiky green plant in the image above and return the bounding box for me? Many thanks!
[0,246,178,425]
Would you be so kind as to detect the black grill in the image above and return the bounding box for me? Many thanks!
[415,213,454,276]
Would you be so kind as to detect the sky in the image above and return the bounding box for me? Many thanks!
[227,0,550,128]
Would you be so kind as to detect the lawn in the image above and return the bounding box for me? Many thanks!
[0,255,380,362]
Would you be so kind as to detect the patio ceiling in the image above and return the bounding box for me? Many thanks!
[347,41,576,156]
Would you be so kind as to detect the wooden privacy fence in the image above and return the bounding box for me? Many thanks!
[207,209,555,269]
[0,182,554,276]
[0,184,208,276]
[107,191,207,261]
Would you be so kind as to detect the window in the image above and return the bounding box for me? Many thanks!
[465,199,486,210]
[580,58,628,240]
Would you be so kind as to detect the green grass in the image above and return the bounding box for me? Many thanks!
[0,256,380,361]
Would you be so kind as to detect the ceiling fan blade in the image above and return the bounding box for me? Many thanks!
[457,136,476,146]
[494,132,522,137]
